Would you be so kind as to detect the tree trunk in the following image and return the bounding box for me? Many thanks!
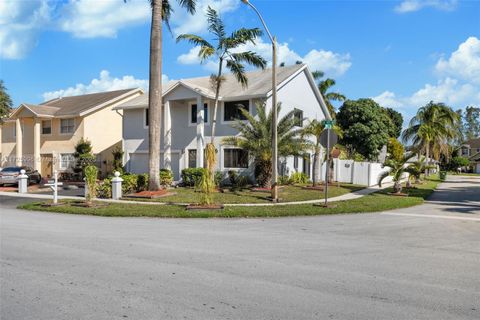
[207,58,224,178]
[393,181,402,193]
[147,0,162,191]
[312,145,321,186]
[425,145,430,177]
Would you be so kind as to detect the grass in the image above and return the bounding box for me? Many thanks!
[18,176,441,218]
[130,183,363,204]
[448,172,480,177]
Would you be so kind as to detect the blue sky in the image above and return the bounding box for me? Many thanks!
[1,0,479,122]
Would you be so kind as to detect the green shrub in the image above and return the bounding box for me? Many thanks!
[112,147,124,174]
[181,168,206,187]
[290,172,309,184]
[279,175,291,185]
[228,170,238,185]
[214,171,223,187]
[160,169,173,187]
[121,173,138,194]
[96,178,112,198]
[236,175,250,188]
[136,173,149,191]
[84,165,98,204]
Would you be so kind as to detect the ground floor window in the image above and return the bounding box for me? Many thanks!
[224,149,248,168]
[302,153,311,177]
[60,153,75,169]
[188,149,197,168]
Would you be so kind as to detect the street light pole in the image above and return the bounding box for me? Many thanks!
[241,0,279,202]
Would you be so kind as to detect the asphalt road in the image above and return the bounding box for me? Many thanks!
[1,176,479,320]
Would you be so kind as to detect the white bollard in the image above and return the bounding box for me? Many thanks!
[83,177,88,198]
[111,171,123,200]
[17,169,28,194]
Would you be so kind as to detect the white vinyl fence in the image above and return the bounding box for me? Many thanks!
[319,159,401,187]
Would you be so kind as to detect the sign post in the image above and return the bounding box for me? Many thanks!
[45,170,63,205]
[319,121,338,207]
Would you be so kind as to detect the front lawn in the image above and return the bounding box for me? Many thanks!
[18,177,441,218]
[132,183,363,204]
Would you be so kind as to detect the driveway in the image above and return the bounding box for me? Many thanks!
[1,176,479,320]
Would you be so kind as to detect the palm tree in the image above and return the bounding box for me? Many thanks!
[135,0,196,190]
[402,101,459,176]
[378,153,416,194]
[312,71,346,119]
[222,102,307,188]
[302,119,342,186]
[177,6,266,196]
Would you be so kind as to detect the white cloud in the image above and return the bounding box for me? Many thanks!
[394,0,458,13]
[177,37,352,77]
[172,0,239,36]
[59,0,150,38]
[0,0,51,59]
[435,36,480,84]
[409,77,479,106]
[42,70,169,101]
[372,91,405,108]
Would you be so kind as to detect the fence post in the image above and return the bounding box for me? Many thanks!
[17,169,28,193]
[111,171,123,200]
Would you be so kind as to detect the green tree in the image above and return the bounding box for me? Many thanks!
[312,71,346,119]
[387,137,405,162]
[402,101,459,174]
[0,80,13,122]
[222,102,307,188]
[384,107,403,138]
[302,119,342,186]
[128,0,197,191]
[379,153,416,194]
[336,99,392,161]
[463,106,480,140]
[177,6,266,202]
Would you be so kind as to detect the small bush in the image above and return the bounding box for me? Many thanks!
[214,171,223,187]
[278,175,291,185]
[84,165,98,203]
[96,178,112,198]
[290,172,309,184]
[121,173,138,194]
[228,170,238,185]
[160,169,173,187]
[136,173,148,192]
[181,168,206,187]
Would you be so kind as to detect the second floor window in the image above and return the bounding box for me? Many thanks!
[293,109,303,127]
[224,100,249,121]
[42,120,52,134]
[60,118,75,134]
[191,103,208,124]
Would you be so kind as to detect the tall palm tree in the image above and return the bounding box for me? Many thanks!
[177,6,266,187]
[312,71,346,119]
[222,102,307,188]
[302,119,342,186]
[402,101,459,175]
[137,0,196,190]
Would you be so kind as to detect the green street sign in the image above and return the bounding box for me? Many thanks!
[324,120,334,129]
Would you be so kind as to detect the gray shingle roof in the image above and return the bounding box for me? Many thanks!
[12,88,141,118]
[117,64,305,109]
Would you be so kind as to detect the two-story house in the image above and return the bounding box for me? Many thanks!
[115,64,331,181]
[461,138,480,173]
[0,88,142,177]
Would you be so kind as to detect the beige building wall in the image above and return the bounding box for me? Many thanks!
[1,121,18,167]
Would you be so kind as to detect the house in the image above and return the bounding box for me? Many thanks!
[460,138,480,157]
[115,64,331,181]
[0,88,143,177]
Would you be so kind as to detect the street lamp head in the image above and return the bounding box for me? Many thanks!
[241,0,250,4]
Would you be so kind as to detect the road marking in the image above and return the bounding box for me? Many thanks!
[382,212,480,221]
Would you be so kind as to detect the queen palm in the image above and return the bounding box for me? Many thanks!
[302,119,342,186]
[129,0,196,190]
[177,6,266,192]
[312,71,346,119]
[222,103,307,188]
[402,101,459,175]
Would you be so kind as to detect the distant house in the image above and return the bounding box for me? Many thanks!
[460,138,480,157]
[115,64,331,181]
[0,88,142,177]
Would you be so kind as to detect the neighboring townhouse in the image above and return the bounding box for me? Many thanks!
[0,88,143,177]
[115,64,331,181]
[460,138,480,157]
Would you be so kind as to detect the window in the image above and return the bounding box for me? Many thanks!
[224,149,248,168]
[293,109,303,127]
[191,103,208,124]
[60,118,75,134]
[188,149,197,168]
[302,153,311,177]
[145,109,149,127]
[224,100,249,121]
[42,120,52,134]
[294,156,299,170]
[60,154,75,169]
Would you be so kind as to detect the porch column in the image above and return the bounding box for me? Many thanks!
[33,118,41,172]
[15,118,22,166]
[196,95,204,168]
[163,101,172,170]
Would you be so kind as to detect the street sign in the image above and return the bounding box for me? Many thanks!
[320,129,338,148]
[324,120,335,129]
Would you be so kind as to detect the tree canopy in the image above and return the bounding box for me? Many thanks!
[336,98,393,161]
[384,107,403,138]
[0,80,13,122]
[457,106,480,141]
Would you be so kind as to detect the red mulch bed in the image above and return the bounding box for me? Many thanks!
[186,204,224,211]
[125,190,175,199]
